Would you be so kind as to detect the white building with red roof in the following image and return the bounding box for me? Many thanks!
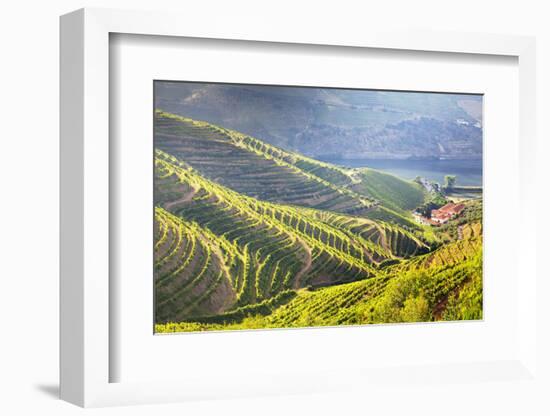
[430,203,465,224]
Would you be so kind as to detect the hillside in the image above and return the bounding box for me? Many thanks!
[155,111,428,227]
[155,151,429,321]
[351,168,425,212]
[349,168,428,231]
[155,111,374,216]
[153,112,482,331]
[155,207,236,322]
[157,232,482,331]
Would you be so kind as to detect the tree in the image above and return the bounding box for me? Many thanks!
[401,295,430,322]
[444,175,456,190]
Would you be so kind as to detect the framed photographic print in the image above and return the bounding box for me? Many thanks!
[152,81,483,333]
[60,7,541,409]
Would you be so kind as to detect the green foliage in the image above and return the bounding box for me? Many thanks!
[443,250,483,321]
[444,175,457,190]
[154,207,236,322]
[415,189,447,217]
[365,206,421,230]
[369,270,432,323]
[435,200,482,241]
[156,239,482,332]
[401,295,431,322]
[378,258,401,269]
[152,112,483,332]
[187,290,298,324]
[353,168,426,212]
[155,111,374,216]
[155,151,429,323]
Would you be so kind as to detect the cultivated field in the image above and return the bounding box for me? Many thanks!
[153,111,483,332]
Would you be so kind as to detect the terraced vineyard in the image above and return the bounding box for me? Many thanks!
[154,150,433,318]
[157,242,482,331]
[155,111,373,216]
[153,111,483,331]
[155,207,236,321]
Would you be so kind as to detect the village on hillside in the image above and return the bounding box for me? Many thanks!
[411,174,482,227]
[413,202,465,226]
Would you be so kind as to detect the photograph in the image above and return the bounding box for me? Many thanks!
[2,0,544,412]
[153,81,483,333]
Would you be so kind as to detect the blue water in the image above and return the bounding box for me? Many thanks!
[319,158,483,186]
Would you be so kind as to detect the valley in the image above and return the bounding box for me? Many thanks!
[153,111,483,332]
[155,82,483,161]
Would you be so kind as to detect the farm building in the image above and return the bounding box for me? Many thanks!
[413,212,426,224]
[413,212,438,226]
[430,203,465,224]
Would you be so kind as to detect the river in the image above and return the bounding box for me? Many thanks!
[319,158,482,186]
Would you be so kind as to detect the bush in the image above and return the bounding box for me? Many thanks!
[369,270,432,323]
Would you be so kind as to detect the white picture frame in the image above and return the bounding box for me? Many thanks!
[60,7,540,408]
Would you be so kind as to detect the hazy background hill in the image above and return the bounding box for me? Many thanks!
[155,81,483,161]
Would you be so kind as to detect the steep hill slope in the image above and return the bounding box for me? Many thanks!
[156,228,482,331]
[155,111,373,216]
[154,150,429,322]
[155,111,429,227]
[155,207,236,321]
[351,168,425,212]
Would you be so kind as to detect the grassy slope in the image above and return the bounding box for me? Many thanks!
[155,111,373,216]
[155,207,236,321]
[353,168,425,212]
[154,151,429,322]
[348,167,433,235]
[433,200,483,243]
[155,111,428,225]
[157,234,482,332]
[152,112,480,330]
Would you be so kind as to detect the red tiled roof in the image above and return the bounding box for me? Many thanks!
[438,203,465,214]
[431,211,452,221]
[432,203,465,217]
[452,204,465,213]
[417,203,466,226]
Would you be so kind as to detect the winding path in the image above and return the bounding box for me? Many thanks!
[457,225,464,240]
[293,237,312,289]
[164,187,197,211]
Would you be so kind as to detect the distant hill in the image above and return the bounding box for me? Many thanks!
[155,82,483,160]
